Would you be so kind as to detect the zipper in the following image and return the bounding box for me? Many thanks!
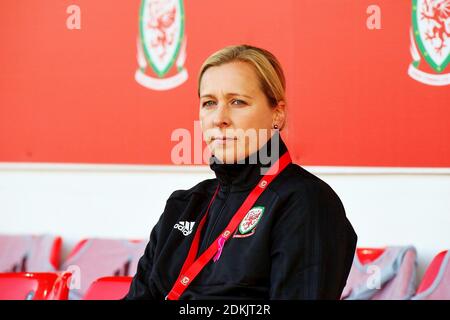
[200,182,230,254]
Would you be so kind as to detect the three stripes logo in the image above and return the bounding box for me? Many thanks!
[174,221,195,236]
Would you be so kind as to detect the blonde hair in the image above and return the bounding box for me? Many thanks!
[197,45,287,129]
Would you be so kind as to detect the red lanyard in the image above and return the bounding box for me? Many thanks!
[166,151,292,300]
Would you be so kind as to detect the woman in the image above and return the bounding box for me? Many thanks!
[125,45,357,300]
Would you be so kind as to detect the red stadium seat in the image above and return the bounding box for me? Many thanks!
[0,272,71,300]
[356,247,386,265]
[83,276,132,300]
[416,250,447,294]
[412,250,449,299]
[342,246,417,299]
[0,234,62,272]
[61,238,145,299]
[49,236,62,270]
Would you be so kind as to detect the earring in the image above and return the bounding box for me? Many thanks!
[273,124,279,130]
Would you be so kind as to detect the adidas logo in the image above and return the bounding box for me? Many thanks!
[174,221,195,236]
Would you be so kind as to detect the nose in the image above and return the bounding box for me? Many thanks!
[212,104,231,128]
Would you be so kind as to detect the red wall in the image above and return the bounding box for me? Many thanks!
[0,0,448,166]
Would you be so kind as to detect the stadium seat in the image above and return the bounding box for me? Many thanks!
[0,234,62,272]
[412,250,449,299]
[61,238,145,299]
[356,247,386,265]
[83,276,132,300]
[0,272,71,300]
[342,246,418,300]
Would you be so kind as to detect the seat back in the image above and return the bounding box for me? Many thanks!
[61,238,145,299]
[342,246,418,300]
[83,276,132,300]
[412,250,450,300]
[0,234,62,272]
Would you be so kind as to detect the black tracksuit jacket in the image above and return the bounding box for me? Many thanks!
[125,135,357,300]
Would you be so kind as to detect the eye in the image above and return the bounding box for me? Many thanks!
[231,99,246,105]
[202,100,216,107]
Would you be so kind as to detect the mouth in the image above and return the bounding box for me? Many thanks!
[211,136,238,145]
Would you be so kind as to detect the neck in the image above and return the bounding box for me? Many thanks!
[209,131,288,192]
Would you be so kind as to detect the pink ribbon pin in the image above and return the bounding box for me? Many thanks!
[213,235,226,262]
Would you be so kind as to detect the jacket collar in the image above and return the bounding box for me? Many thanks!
[209,131,288,192]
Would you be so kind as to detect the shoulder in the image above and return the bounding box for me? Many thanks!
[270,163,343,206]
[166,178,218,202]
[270,163,356,240]
[153,178,218,233]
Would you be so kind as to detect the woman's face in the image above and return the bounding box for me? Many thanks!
[199,61,284,163]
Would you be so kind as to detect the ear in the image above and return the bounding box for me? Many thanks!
[272,100,286,130]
